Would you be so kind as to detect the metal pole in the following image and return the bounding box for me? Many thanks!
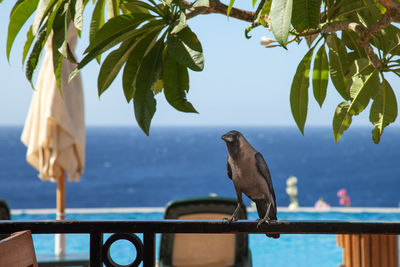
[55,171,66,256]
[143,232,156,267]
[90,232,103,266]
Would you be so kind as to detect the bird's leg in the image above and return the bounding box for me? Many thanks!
[257,202,271,228]
[224,201,242,222]
[224,193,243,223]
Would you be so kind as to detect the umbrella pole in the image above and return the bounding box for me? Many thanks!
[55,170,66,257]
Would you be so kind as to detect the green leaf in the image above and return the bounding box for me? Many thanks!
[227,0,235,17]
[312,44,328,107]
[120,0,150,14]
[90,0,105,43]
[332,58,379,143]
[122,29,160,102]
[51,9,67,91]
[133,38,164,135]
[84,14,158,61]
[22,27,35,65]
[98,39,137,96]
[90,0,105,63]
[257,0,272,26]
[60,1,72,58]
[290,47,314,135]
[347,58,379,115]
[107,0,120,19]
[85,13,155,54]
[360,0,382,24]
[133,85,156,136]
[326,33,350,100]
[73,17,163,79]
[342,31,366,58]
[25,25,47,88]
[380,25,400,56]
[120,0,162,16]
[305,33,318,47]
[44,0,63,39]
[163,55,197,113]
[7,0,39,61]
[332,101,352,143]
[335,1,366,20]
[32,0,55,35]
[370,80,398,143]
[65,43,77,64]
[269,0,293,48]
[167,26,204,71]
[171,12,186,34]
[374,0,386,14]
[74,0,84,32]
[152,78,163,94]
[135,38,164,96]
[291,0,321,32]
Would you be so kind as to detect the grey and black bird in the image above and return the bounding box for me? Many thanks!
[221,130,279,239]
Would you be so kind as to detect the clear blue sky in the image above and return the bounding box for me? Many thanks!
[1,1,398,130]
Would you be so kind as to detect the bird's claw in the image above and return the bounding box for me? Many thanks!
[223,216,238,223]
[256,217,270,228]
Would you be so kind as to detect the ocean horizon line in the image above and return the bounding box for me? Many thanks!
[11,206,400,215]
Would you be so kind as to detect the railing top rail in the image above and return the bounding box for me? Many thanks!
[1,220,400,235]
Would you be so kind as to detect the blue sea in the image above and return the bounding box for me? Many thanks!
[1,126,400,209]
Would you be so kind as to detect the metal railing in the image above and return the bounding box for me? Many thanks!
[1,220,400,266]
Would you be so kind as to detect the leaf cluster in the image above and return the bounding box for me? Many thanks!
[8,0,205,135]
[8,0,87,90]
[7,0,400,142]
[247,0,399,143]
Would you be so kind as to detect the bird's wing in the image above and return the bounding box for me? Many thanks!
[255,152,276,205]
[227,158,232,179]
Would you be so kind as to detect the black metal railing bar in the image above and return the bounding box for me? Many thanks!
[1,220,400,234]
[1,220,400,267]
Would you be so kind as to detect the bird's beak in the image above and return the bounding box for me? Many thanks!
[221,134,232,143]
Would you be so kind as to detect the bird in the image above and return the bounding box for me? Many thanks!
[221,130,279,239]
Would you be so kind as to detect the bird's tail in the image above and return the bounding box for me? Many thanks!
[266,233,280,239]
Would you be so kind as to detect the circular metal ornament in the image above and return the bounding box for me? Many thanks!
[103,233,143,267]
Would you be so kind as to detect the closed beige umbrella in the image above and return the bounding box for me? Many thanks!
[21,25,85,256]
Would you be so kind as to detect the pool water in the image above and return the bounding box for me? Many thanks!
[12,210,400,266]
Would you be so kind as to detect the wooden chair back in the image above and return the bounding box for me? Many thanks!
[0,230,38,267]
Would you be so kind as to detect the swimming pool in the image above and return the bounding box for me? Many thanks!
[11,208,400,266]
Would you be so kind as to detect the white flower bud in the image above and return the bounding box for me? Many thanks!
[260,37,275,46]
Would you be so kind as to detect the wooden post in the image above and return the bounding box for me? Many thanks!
[361,234,371,267]
[55,171,66,256]
[344,234,352,267]
[371,235,380,267]
[351,234,361,267]
[56,171,65,220]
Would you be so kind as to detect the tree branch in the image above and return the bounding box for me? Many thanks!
[321,21,365,35]
[318,0,400,70]
[358,11,391,46]
[185,0,255,22]
[322,21,382,69]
